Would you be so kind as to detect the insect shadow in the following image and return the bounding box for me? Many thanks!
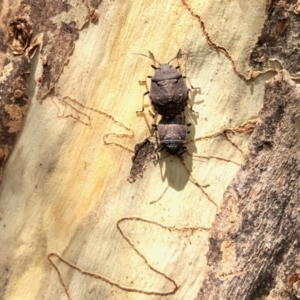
[123,116,254,206]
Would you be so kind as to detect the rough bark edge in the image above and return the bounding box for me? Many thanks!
[0,0,101,184]
[197,70,300,300]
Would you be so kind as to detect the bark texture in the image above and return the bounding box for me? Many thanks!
[198,70,300,299]
[0,0,274,299]
[0,0,99,183]
[250,0,300,75]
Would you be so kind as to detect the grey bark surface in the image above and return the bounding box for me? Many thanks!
[197,70,300,299]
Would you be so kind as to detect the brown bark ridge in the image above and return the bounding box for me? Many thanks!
[197,69,300,299]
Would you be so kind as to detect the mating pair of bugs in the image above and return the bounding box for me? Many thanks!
[136,50,197,158]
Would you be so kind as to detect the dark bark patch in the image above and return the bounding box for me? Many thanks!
[250,0,300,75]
[128,138,156,183]
[7,16,33,55]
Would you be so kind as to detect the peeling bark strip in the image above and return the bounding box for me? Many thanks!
[250,0,300,75]
[0,0,100,183]
[197,70,300,299]
[128,138,156,183]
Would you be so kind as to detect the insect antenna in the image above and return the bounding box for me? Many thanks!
[132,52,161,66]
[168,49,194,65]
[168,49,183,64]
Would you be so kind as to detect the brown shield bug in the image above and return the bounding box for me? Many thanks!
[153,117,191,157]
[136,50,198,117]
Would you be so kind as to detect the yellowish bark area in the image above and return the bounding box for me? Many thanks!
[0,0,271,299]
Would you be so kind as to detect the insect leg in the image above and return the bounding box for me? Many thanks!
[136,80,150,113]
[187,83,201,114]
[151,117,163,160]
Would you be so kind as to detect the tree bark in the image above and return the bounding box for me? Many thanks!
[0,0,291,299]
[198,69,300,300]
[198,1,300,299]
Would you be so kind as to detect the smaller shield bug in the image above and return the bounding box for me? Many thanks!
[153,117,191,157]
